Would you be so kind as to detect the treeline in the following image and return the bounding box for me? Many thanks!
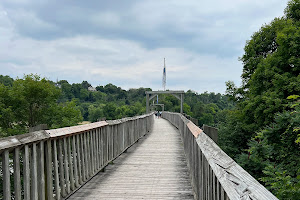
[0,74,83,137]
[56,79,233,126]
[217,0,300,198]
[0,74,232,138]
[57,80,150,121]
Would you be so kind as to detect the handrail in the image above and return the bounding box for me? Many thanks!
[0,113,154,200]
[162,111,278,200]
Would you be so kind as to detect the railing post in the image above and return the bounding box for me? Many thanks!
[23,145,30,200]
[53,139,61,200]
[14,148,21,200]
[45,140,53,200]
[38,141,45,200]
[31,143,38,200]
[0,113,154,200]
[3,150,11,200]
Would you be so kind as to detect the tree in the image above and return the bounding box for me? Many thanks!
[218,0,300,197]
[221,0,300,157]
[237,97,300,199]
[0,74,83,137]
[103,103,117,120]
[12,74,61,127]
[46,100,83,128]
[81,81,91,89]
[0,75,14,87]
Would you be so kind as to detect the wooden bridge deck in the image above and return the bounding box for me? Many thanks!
[68,118,194,200]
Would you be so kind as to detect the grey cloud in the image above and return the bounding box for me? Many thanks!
[0,0,289,93]
[1,0,288,57]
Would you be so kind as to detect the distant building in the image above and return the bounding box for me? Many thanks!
[55,83,61,88]
[88,86,97,92]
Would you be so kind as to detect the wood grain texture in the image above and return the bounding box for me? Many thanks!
[68,118,194,200]
[162,112,278,200]
[0,130,49,152]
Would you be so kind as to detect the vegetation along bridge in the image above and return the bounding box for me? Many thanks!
[0,112,278,199]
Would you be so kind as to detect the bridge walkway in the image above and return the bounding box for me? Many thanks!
[68,118,194,199]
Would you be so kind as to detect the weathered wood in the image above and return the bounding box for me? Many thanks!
[63,138,70,194]
[2,150,11,200]
[80,133,86,181]
[45,140,53,200]
[57,139,66,197]
[13,147,21,200]
[53,140,61,200]
[46,121,108,138]
[84,132,89,179]
[68,137,75,191]
[38,141,45,200]
[162,112,278,200]
[96,128,100,170]
[76,134,83,185]
[0,130,49,152]
[90,130,95,174]
[0,113,154,200]
[23,145,30,200]
[31,143,38,200]
[68,118,193,200]
[72,135,79,188]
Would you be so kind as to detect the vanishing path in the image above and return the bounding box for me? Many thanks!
[68,118,194,199]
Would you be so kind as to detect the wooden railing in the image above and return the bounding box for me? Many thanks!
[162,112,278,200]
[0,113,154,200]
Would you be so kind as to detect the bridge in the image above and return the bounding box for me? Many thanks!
[0,112,278,199]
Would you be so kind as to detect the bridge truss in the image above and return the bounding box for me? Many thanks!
[145,90,184,113]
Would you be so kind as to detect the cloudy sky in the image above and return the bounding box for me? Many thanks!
[0,0,289,93]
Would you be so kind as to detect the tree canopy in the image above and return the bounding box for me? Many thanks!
[219,1,300,198]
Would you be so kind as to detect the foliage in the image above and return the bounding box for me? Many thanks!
[219,0,300,197]
[0,74,83,137]
[0,75,14,86]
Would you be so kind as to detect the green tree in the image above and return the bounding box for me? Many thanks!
[46,100,83,128]
[218,0,300,197]
[0,74,83,137]
[0,75,14,87]
[12,74,61,127]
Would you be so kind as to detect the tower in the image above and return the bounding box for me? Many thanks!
[162,58,166,91]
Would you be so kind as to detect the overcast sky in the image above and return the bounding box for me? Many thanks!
[0,0,289,93]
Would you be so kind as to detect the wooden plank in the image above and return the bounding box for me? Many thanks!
[0,130,50,152]
[2,150,11,200]
[13,148,21,200]
[84,132,89,180]
[90,130,95,174]
[97,129,100,170]
[76,134,83,185]
[23,145,30,200]
[84,132,91,179]
[100,128,104,168]
[58,139,66,197]
[68,137,75,191]
[80,133,86,181]
[31,143,38,200]
[38,141,45,200]
[45,140,53,200]
[72,135,79,188]
[68,117,193,200]
[163,112,278,200]
[63,138,70,194]
[46,121,108,138]
[53,140,61,200]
